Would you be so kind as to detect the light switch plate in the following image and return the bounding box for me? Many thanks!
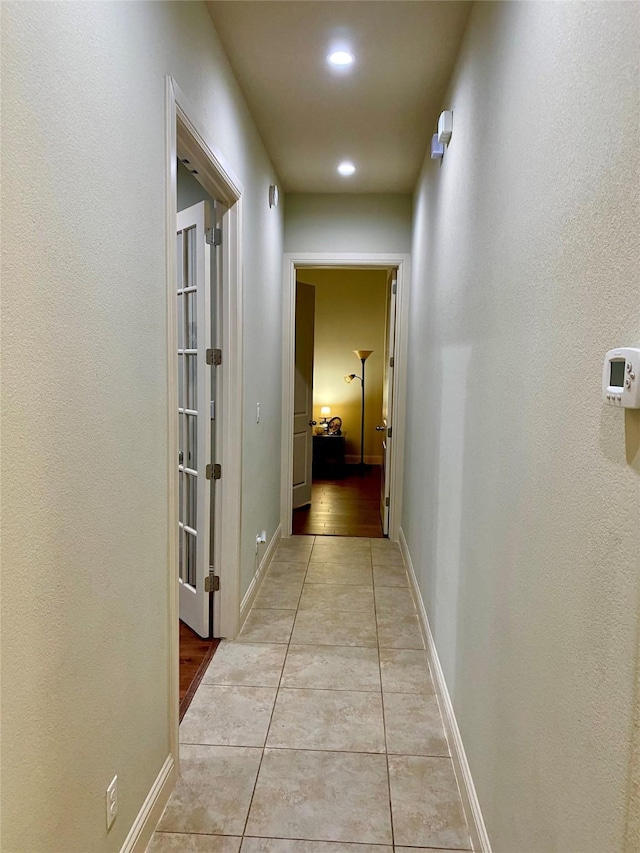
[106,776,118,830]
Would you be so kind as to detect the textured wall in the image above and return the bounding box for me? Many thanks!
[403,2,640,851]
[284,193,412,254]
[0,2,282,851]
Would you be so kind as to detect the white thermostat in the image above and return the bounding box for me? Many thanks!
[602,347,640,408]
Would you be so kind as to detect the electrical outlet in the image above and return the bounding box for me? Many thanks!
[255,530,267,554]
[106,775,118,830]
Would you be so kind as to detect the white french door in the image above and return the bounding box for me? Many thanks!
[380,271,397,536]
[177,201,214,638]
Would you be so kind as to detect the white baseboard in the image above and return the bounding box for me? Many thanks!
[399,527,492,853]
[344,455,382,465]
[120,754,176,853]
[239,524,282,625]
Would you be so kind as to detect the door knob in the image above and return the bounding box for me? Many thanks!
[309,420,317,426]
[375,425,386,431]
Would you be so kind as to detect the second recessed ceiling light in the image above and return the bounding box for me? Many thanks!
[338,161,356,176]
[327,50,354,67]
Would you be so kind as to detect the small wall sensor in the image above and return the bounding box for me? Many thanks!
[269,184,279,208]
[437,110,453,145]
[431,134,444,160]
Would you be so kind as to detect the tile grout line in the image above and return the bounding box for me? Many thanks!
[155,826,471,852]
[239,536,314,840]
[178,741,451,758]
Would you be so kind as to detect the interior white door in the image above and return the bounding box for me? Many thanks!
[380,271,397,535]
[292,281,315,509]
[177,201,212,638]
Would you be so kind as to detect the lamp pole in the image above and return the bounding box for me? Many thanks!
[353,350,373,471]
[359,356,366,467]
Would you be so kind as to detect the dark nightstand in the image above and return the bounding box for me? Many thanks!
[313,433,346,478]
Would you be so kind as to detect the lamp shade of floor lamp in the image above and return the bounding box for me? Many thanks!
[353,350,373,468]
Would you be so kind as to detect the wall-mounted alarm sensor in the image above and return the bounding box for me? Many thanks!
[437,110,453,144]
[431,134,444,159]
[269,184,279,208]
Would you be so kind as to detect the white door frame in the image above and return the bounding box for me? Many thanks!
[166,76,244,759]
[280,253,411,542]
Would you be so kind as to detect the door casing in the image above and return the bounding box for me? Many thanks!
[380,269,397,536]
[280,253,411,541]
[292,281,316,509]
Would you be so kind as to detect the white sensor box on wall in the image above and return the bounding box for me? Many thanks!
[602,347,640,408]
[437,110,453,144]
[431,134,444,159]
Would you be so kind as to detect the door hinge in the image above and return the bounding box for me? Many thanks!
[205,571,220,593]
[389,356,394,368]
[206,348,222,366]
[385,496,390,507]
[392,280,397,295]
[387,427,392,438]
[206,463,222,480]
[206,227,222,246]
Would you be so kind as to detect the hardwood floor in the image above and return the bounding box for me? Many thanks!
[292,464,384,538]
[179,620,219,722]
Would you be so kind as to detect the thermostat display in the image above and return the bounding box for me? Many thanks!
[609,360,625,388]
[603,347,640,408]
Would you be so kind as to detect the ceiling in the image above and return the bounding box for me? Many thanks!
[206,1,472,194]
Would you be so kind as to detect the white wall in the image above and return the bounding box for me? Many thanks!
[0,3,283,851]
[284,193,412,254]
[403,3,640,852]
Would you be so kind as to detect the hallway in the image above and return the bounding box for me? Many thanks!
[148,536,471,851]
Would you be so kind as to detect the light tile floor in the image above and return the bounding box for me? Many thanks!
[148,536,472,853]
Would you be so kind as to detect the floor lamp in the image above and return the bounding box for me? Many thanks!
[345,350,373,470]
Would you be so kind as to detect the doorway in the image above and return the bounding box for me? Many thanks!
[281,252,410,543]
[292,268,392,537]
[166,76,244,745]
[176,161,221,639]
[175,161,222,716]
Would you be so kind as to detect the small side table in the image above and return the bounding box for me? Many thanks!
[313,434,346,478]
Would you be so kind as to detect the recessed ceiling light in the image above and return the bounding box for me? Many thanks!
[337,161,356,176]
[327,50,354,67]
